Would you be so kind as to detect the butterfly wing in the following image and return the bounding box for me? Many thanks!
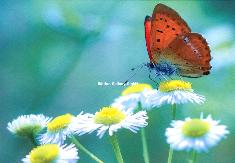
[144,16,153,62]
[160,33,212,77]
[150,3,191,63]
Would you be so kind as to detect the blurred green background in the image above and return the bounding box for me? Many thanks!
[1,0,235,162]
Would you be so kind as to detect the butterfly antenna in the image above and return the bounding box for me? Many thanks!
[130,63,146,71]
[123,64,145,85]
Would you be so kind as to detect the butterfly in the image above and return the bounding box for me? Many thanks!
[144,3,212,78]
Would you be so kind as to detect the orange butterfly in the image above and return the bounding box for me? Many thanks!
[145,3,212,78]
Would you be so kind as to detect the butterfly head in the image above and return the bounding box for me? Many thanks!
[147,61,177,77]
[145,15,151,21]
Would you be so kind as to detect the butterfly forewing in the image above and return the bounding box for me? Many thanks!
[150,3,191,63]
[144,16,153,62]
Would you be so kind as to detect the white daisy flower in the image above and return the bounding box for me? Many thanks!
[7,114,51,137]
[39,113,80,145]
[165,114,229,152]
[111,83,157,111]
[149,80,205,107]
[74,106,148,138]
[22,143,78,163]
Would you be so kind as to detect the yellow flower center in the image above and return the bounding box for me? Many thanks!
[159,80,192,92]
[121,83,152,96]
[182,119,210,137]
[47,114,73,132]
[29,144,59,163]
[94,107,126,125]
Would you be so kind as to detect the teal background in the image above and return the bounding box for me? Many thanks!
[1,0,235,162]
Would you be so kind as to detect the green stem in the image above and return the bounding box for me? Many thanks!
[172,103,176,120]
[192,150,197,163]
[70,136,104,163]
[167,148,174,163]
[137,102,150,163]
[28,134,38,146]
[167,104,177,163]
[141,128,150,163]
[109,134,124,163]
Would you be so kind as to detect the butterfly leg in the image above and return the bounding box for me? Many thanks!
[176,71,183,80]
[179,75,183,80]
[148,68,159,85]
[169,75,173,80]
[149,74,159,87]
[148,73,158,83]
[159,72,168,81]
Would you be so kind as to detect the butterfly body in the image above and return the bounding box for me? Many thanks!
[147,61,177,77]
[145,4,211,78]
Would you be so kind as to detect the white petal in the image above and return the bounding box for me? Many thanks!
[165,114,229,152]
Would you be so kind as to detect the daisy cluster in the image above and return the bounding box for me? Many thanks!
[7,80,229,163]
[7,97,148,162]
[112,80,229,152]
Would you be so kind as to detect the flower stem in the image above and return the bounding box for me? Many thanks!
[70,135,104,163]
[109,134,124,163]
[167,104,177,163]
[141,128,150,163]
[28,134,38,146]
[172,103,176,120]
[192,150,197,163]
[167,148,174,163]
[137,102,150,163]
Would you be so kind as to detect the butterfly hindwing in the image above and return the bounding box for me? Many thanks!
[161,33,212,77]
